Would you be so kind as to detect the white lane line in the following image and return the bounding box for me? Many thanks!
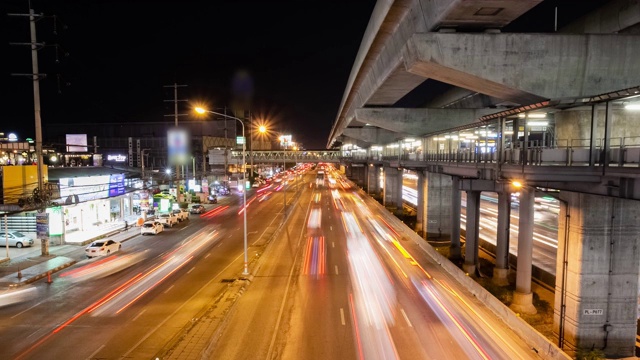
[228,234,233,238]
[340,308,346,325]
[11,301,43,319]
[335,265,339,275]
[332,242,335,248]
[330,226,333,231]
[401,308,413,327]
[132,309,147,322]
[187,267,195,274]
[163,285,174,294]
[179,226,188,231]
[205,253,211,259]
[86,344,105,360]
[122,250,243,358]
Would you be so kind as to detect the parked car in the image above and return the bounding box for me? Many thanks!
[85,239,121,258]
[0,231,34,248]
[172,208,189,222]
[141,221,164,235]
[157,213,178,228]
[190,204,206,214]
[207,194,218,204]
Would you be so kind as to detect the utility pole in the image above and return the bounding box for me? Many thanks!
[8,8,48,255]
[163,83,188,202]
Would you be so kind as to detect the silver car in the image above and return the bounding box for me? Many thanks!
[0,231,34,248]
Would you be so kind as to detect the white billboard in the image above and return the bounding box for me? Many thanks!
[66,134,88,152]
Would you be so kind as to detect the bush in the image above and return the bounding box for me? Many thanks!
[179,202,189,209]
[192,197,201,204]
[575,348,605,360]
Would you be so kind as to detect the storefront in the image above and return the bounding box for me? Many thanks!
[54,172,134,243]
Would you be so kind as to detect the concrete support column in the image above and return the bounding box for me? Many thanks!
[383,167,402,211]
[450,176,462,259]
[349,166,365,188]
[415,170,426,238]
[511,186,537,314]
[364,164,370,193]
[425,172,453,241]
[554,192,640,358]
[493,191,511,286]
[368,165,382,196]
[463,190,480,274]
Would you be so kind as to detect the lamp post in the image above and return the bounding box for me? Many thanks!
[195,107,249,276]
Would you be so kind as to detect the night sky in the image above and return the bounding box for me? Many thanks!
[2,0,377,149]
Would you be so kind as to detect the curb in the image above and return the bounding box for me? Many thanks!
[8,260,77,288]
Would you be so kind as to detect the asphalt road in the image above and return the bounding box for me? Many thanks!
[0,181,292,359]
[209,170,542,359]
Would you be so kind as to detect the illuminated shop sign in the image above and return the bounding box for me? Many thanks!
[109,174,126,197]
[107,154,127,162]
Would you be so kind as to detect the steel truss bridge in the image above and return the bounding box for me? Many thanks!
[230,150,340,163]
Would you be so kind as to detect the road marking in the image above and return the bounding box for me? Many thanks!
[335,265,339,275]
[228,234,233,238]
[340,308,346,325]
[86,344,105,360]
[132,309,147,322]
[11,301,43,319]
[401,308,413,327]
[122,250,245,358]
[163,285,174,294]
[330,226,332,231]
[179,226,188,231]
[205,253,211,259]
[332,242,335,248]
[187,267,195,274]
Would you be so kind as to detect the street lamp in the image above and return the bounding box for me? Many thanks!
[195,106,249,276]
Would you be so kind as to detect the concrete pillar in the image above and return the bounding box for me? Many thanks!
[450,176,462,259]
[364,164,370,193]
[383,167,402,211]
[463,190,480,274]
[415,170,426,238]
[554,192,640,358]
[349,166,365,188]
[425,172,453,241]
[511,186,537,315]
[493,191,511,286]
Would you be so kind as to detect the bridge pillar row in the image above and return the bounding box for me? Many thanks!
[511,186,537,315]
[463,190,480,274]
[493,191,511,286]
[383,167,403,214]
[554,192,640,358]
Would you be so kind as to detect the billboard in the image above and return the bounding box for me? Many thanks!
[66,134,88,152]
[167,128,190,165]
[208,149,230,165]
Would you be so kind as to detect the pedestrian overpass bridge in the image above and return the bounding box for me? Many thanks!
[230,150,340,163]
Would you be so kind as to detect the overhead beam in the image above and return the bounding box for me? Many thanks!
[355,107,495,135]
[403,33,640,104]
[342,127,400,145]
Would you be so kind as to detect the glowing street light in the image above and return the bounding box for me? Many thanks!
[195,106,249,276]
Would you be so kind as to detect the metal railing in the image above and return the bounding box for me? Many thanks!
[340,137,640,168]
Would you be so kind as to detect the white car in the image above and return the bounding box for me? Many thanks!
[85,239,121,258]
[141,221,164,235]
[157,213,178,228]
[172,208,189,222]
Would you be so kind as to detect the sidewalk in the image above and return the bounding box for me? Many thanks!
[0,225,141,288]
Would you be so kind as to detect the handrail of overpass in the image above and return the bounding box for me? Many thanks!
[231,150,341,163]
[342,139,640,168]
